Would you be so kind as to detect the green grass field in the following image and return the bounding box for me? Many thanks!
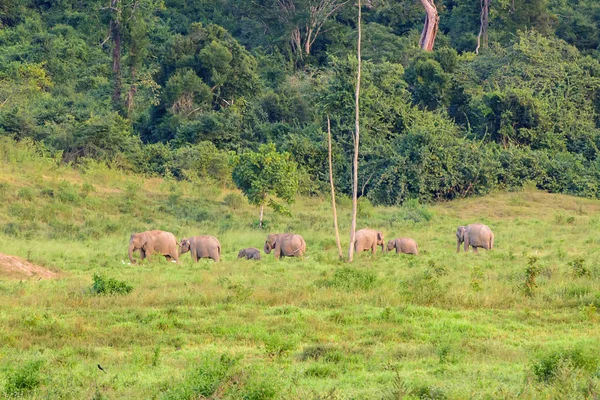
[1,139,600,399]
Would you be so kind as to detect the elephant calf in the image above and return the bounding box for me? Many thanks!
[264,233,306,259]
[180,235,221,262]
[238,248,261,260]
[456,224,494,253]
[387,238,419,255]
[354,228,385,255]
[128,230,179,264]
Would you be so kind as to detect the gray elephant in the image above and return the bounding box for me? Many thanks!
[456,224,494,253]
[387,238,419,255]
[180,235,221,262]
[128,230,179,264]
[264,233,306,259]
[354,228,385,254]
[238,248,261,260]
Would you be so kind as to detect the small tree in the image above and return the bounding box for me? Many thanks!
[231,144,299,228]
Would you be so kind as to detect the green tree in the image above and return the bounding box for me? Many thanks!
[231,144,299,228]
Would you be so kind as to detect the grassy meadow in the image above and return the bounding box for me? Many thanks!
[1,139,600,399]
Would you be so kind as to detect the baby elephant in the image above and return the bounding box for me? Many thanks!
[180,235,221,262]
[387,238,419,255]
[238,247,261,260]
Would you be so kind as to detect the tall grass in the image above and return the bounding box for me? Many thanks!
[1,138,600,398]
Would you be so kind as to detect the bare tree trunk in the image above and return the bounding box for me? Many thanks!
[476,0,489,54]
[327,116,343,260]
[418,0,439,51]
[259,203,264,229]
[126,65,136,116]
[110,0,122,111]
[348,0,361,262]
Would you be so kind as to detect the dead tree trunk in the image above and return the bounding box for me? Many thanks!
[110,0,122,111]
[348,0,361,262]
[327,116,343,260]
[259,204,264,229]
[418,0,439,51]
[126,64,136,116]
[476,0,489,54]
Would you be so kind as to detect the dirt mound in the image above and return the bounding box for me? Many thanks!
[0,253,59,280]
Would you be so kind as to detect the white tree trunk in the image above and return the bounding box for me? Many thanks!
[348,0,361,262]
[259,203,264,228]
[327,116,343,260]
[476,0,489,54]
[418,0,439,51]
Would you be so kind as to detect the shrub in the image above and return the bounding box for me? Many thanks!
[90,274,133,296]
[57,181,80,203]
[4,359,44,397]
[568,257,590,277]
[521,256,541,297]
[533,347,599,382]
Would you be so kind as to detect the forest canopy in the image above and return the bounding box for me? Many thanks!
[1,0,600,204]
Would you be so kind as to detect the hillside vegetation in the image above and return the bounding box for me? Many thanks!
[2,1,600,204]
[1,139,600,399]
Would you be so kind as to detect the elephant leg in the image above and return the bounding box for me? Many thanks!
[165,255,172,262]
[473,246,478,253]
[192,249,199,262]
[140,249,146,260]
[274,243,281,260]
[144,248,153,261]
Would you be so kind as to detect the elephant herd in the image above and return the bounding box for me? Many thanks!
[127,223,494,263]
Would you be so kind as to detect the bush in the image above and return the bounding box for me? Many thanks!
[90,274,133,296]
[533,347,599,382]
[568,257,590,277]
[4,360,44,397]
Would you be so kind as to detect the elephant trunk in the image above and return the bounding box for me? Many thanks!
[128,243,136,264]
[264,244,271,254]
[456,237,461,253]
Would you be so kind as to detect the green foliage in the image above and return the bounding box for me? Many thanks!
[4,360,44,397]
[522,256,541,297]
[231,143,299,217]
[90,274,133,296]
[568,258,590,278]
[533,347,599,383]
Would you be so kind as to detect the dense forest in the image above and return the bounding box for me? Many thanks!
[2,0,600,205]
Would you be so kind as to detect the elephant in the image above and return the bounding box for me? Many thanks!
[180,236,221,262]
[264,233,306,259]
[238,248,261,260]
[128,230,179,264]
[354,228,385,255]
[456,224,494,253]
[387,238,419,255]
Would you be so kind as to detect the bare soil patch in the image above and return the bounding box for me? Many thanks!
[0,253,59,280]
